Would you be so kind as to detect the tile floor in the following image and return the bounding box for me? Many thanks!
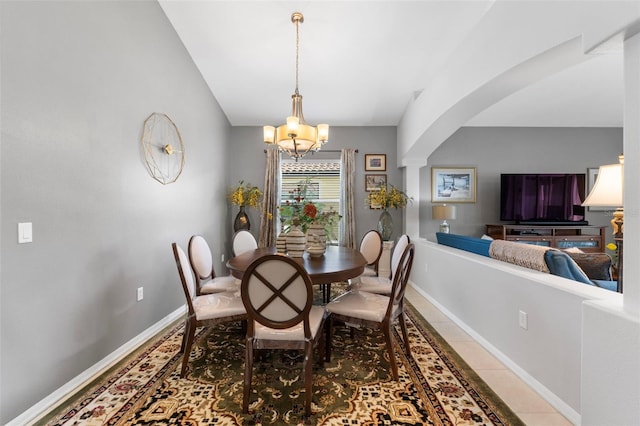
[405,285,574,426]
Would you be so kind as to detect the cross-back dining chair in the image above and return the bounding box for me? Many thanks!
[172,242,247,378]
[326,242,415,380]
[240,254,327,417]
[350,234,410,295]
[232,230,258,256]
[188,235,239,295]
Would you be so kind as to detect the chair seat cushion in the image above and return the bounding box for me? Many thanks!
[254,305,326,341]
[361,266,377,277]
[200,275,239,294]
[351,276,392,295]
[193,291,246,320]
[326,290,396,323]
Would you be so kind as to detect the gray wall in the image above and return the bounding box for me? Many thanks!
[420,127,623,242]
[0,2,626,422]
[226,126,403,252]
[0,2,230,422]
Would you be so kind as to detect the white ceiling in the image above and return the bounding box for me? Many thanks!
[160,1,623,129]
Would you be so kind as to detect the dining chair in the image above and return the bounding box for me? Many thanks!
[232,230,258,256]
[326,242,415,380]
[172,242,247,378]
[188,235,239,295]
[240,254,327,416]
[358,229,383,277]
[350,234,410,295]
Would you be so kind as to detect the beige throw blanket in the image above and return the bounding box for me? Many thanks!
[489,240,550,273]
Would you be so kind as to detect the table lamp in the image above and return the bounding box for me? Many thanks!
[432,204,457,233]
[582,155,624,292]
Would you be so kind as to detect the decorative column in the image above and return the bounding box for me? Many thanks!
[403,159,426,240]
[623,31,640,313]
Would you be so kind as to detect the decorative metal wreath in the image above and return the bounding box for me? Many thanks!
[141,112,185,185]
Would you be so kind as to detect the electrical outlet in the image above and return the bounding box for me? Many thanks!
[137,287,144,302]
[221,254,225,262]
[518,310,528,330]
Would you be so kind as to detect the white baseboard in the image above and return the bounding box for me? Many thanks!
[8,306,186,426]
[408,282,581,426]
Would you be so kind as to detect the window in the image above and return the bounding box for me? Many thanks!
[280,159,341,243]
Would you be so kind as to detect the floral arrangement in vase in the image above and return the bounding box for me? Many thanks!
[228,180,262,231]
[279,178,341,240]
[367,184,412,241]
[368,184,412,209]
[228,180,262,209]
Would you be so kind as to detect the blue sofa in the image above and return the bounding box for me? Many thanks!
[435,232,617,292]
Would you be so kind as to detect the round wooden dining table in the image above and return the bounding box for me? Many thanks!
[227,246,366,302]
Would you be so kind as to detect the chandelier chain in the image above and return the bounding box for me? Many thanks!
[262,12,327,161]
[294,17,300,94]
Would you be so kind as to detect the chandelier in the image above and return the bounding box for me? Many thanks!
[263,12,329,161]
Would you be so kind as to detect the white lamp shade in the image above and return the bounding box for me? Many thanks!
[263,126,275,143]
[432,204,457,220]
[582,163,623,207]
[286,116,299,134]
[317,124,329,142]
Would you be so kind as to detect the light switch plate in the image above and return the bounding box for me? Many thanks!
[519,310,528,330]
[18,222,33,243]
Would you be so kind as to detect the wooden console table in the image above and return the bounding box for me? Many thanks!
[486,224,606,253]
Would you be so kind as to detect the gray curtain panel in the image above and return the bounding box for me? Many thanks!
[339,148,356,248]
[258,146,280,247]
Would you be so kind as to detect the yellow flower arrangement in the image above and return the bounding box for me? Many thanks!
[228,181,262,209]
[369,184,412,209]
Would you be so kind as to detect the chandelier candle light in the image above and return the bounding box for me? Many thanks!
[263,12,329,161]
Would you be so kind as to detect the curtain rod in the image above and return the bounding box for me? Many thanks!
[264,149,358,154]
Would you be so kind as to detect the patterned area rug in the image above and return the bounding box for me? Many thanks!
[40,294,524,426]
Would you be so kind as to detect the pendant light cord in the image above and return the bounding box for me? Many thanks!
[294,14,300,95]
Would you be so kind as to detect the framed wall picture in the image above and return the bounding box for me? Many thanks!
[365,174,387,191]
[587,167,617,211]
[365,154,386,171]
[368,193,382,209]
[431,167,477,203]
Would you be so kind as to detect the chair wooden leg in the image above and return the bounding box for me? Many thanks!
[326,316,333,362]
[399,312,411,355]
[180,318,197,378]
[304,341,313,416]
[179,317,190,353]
[382,324,399,380]
[317,323,325,366]
[243,338,254,413]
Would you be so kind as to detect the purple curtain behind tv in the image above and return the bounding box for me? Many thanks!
[503,174,584,222]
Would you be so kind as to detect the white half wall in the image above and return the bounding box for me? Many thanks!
[581,300,640,426]
[411,239,625,423]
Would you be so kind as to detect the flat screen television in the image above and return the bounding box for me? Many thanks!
[500,173,587,225]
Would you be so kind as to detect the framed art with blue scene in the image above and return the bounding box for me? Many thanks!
[365,154,386,171]
[431,167,476,203]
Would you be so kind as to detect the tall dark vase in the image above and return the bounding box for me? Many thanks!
[378,208,393,241]
[233,206,250,232]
